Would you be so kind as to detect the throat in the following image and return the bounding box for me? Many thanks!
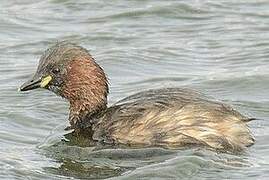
[69,100,107,130]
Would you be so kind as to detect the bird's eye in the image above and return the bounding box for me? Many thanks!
[52,68,60,74]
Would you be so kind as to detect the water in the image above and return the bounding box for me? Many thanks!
[1,0,269,179]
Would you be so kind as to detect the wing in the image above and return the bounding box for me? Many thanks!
[93,88,254,152]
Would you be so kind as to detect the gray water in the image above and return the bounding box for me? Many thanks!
[1,0,269,179]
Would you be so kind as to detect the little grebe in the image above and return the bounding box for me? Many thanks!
[20,42,254,152]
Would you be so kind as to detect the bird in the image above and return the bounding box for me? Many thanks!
[19,42,254,152]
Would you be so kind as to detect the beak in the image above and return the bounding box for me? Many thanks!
[19,75,52,91]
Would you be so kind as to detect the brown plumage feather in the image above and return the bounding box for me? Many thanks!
[20,42,254,153]
[93,88,254,152]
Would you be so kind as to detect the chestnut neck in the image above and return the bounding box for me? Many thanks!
[62,55,109,129]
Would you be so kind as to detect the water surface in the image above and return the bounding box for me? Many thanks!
[1,0,269,179]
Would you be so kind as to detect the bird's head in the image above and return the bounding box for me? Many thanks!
[20,42,108,128]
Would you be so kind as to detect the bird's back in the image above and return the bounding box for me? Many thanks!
[93,88,254,152]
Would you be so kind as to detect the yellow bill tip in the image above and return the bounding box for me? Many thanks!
[40,75,52,88]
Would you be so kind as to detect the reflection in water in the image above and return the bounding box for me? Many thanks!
[39,130,254,179]
[46,158,125,179]
[41,130,177,179]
